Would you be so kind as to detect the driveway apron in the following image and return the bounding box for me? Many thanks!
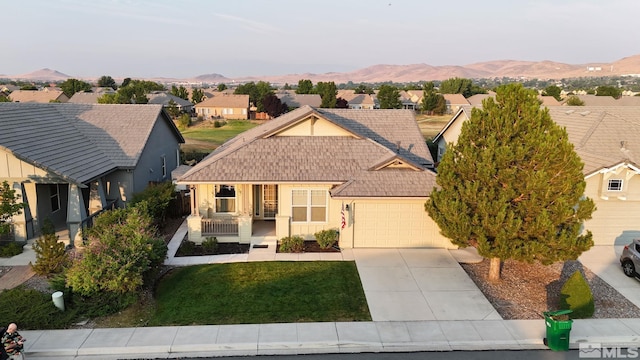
[352,248,501,321]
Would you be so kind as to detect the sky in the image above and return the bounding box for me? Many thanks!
[2,0,640,79]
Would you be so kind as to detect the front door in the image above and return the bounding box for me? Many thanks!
[253,185,278,219]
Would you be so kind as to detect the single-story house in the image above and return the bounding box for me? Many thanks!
[194,94,249,120]
[0,103,184,245]
[275,91,322,108]
[68,88,116,104]
[147,92,194,113]
[433,105,640,246]
[178,105,452,249]
[336,90,377,110]
[9,89,69,103]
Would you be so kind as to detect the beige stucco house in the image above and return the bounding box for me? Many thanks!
[9,88,69,103]
[178,105,452,249]
[433,105,640,246]
[0,103,184,245]
[194,94,249,120]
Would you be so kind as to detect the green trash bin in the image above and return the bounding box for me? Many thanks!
[543,309,573,351]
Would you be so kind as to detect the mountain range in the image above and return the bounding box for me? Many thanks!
[3,55,640,84]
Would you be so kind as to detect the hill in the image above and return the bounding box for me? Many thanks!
[5,55,640,84]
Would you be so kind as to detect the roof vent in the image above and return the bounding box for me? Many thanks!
[565,110,575,114]
[580,111,591,116]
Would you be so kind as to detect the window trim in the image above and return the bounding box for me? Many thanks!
[291,189,328,223]
[161,155,167,178]
[608,179,623,191]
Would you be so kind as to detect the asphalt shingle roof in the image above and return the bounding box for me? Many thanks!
[180,106,436,198]
[0,103,183,184]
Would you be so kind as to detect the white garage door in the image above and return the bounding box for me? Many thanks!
[585,200,640,246]
[352,201,448,248]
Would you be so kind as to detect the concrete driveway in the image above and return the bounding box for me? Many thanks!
[352,248,501,322]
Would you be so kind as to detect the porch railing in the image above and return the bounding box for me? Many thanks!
[202,217,239,235]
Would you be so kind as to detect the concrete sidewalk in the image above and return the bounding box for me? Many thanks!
[4,221,640,359]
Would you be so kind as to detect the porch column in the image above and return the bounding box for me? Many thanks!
[9,182,27,242]
[238,214,252,244]
[67,184,87,247]
[88,179,108,214]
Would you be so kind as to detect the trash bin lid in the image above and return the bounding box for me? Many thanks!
[543,309,573,317]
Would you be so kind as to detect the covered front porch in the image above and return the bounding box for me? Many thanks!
[185,183,287,245]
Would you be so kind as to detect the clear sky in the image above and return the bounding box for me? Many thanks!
[2,0,639,79]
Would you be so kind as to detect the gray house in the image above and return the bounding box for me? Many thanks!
[0,103,184,245]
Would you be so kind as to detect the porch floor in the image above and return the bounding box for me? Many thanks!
[252,220,275,237]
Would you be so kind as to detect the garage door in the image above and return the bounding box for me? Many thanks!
[585,200,640,246]
[352,201,448,248]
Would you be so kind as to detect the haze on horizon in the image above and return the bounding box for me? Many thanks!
[2,0,639,79]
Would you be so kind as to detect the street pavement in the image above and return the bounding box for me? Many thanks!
[1,221,639,359]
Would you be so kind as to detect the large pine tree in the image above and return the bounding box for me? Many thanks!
[426,83,595,281]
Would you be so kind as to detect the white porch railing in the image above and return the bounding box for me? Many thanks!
[202,217,239,235]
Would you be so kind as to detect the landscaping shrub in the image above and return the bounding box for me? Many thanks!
[0,241,23,257]
[202,236,218,253]
[177,240,197,256]
[214,120,223,128]
[279,235,304,253]
[0,287,80,329]
[560,270,595,318]
[314,229,338,249]
[130,182,176,225]
[40,218,56,236]
[66,206,167,296]
[177,113,191,130]
[31,232,70,276]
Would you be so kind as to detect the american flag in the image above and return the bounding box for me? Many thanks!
[341,203,346,229]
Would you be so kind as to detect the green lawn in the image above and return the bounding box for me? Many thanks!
[416,113,452,139]
[181,120,258,146]
[150,261,371,325]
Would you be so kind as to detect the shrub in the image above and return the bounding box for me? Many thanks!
[314,229,338,249]
[202,237,218,254]
[31,233,70,276]
[177,113,191,130]
[560,270,595,318]
[177,240,197,256]
[0,241,23,257]
[66,206,167,296]
[40,218,56,236]
[214,120,222,128]
[279,235,304,253]
[130,182,176,225]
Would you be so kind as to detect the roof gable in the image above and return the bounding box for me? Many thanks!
[180,106,436,197]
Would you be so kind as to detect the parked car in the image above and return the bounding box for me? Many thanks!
[620,239,640,278]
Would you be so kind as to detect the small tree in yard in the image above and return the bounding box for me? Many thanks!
[425,83,595,281]
[32,232,69,276]
[0,181,26,236]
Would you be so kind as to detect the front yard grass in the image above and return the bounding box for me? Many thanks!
[181,120,258,146]
[150,261,371,325]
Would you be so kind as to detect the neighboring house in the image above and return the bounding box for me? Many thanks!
[433,105,640,246]
[336,90,377,109]
[178,105,451,249]
[147,92,194,113]
[565,95,618,106]
[194,94,249,120]
[538,96,562,107]
[442,94,470,114]
[275,91,322,108]
[9,89,69,103]
[399,91,418,110]
[0,103,184,245]
[68,88,116,104]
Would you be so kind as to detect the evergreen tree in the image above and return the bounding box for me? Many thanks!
[316,81,337,108]
[377,84,402,109]
[426,83,595,281]
[191,88,205,104]
[296,79,313,94]
[543,85,562,101]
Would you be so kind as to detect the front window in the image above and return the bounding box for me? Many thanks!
[215,185,236,212]
[161,155,166,178]
[608,179,623,191]
[291,189,327,222]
